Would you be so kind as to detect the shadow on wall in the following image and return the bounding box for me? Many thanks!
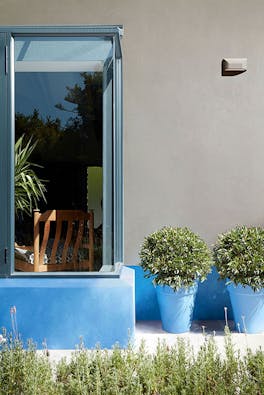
[129,266,233,321]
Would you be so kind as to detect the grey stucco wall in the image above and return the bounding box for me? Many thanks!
[1,1,264,265]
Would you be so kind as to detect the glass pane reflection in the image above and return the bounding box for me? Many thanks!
[14,69,103,272]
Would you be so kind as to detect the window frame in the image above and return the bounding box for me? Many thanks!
[0,25,123,278]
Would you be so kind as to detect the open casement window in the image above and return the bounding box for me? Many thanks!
[0,26,123,277]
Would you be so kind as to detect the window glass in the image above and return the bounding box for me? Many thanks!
[14,37,113,273]
[15,37,112,62]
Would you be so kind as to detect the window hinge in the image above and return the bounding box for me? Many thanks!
[4,248,7,264]
[5,46,8,75]
[117,26,124,37]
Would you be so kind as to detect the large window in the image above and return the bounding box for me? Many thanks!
[0,26,123,276]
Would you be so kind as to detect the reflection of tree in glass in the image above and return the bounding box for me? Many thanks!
[56,72,102,143]
[15,72,103,166]
[15,72,103,250]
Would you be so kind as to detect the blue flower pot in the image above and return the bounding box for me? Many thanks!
[156,283,198,333]
[227,284,264,334]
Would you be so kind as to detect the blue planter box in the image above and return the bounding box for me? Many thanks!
[128,265,233,321]
[0,266,135,349]
[156,283,198,333]
[228,283,264,333]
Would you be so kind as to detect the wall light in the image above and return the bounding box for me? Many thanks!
[222,58,247,75]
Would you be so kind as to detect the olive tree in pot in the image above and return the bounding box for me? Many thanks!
[139,227,212,333]
[213,226,264,333]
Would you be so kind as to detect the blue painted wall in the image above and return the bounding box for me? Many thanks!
[0,266,135,349]
[0,264,234,350]
[128,266,233,321]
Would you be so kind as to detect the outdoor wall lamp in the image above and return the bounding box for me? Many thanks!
[222,58,247,76]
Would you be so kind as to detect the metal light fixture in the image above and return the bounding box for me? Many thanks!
[222,58,247,75]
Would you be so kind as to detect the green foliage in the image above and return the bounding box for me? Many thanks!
[213,226,264,291]
[0,334,55,395]
[15,110,62,164]
[15,71,103,166]
[15,135,47,216]
[139,226,212,290]
[56,337,264,395]
[0,332,263,395]
[57,71,102,140]
[242,347,264,394]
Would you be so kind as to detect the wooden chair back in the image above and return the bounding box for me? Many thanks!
[33,209,94,272]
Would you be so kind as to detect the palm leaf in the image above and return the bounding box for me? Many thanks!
[15,135,47,217]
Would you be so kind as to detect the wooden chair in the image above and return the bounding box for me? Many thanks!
[15,209,94,272]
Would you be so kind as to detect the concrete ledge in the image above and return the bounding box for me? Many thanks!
[0,266,135,349]
[134,320,264,355]
[37,320,264,364]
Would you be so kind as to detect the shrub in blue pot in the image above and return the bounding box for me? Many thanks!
[213,226,264,334]
[139,227,212,333]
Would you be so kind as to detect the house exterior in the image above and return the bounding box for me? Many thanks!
[0,1,263,348]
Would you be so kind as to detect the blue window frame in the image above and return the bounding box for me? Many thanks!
[0,26,123,277]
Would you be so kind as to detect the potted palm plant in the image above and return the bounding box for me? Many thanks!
[15,135,47,217]
[139,226,212,333]
[213,226,264,333]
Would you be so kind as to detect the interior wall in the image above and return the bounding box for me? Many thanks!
[1,1,264,265]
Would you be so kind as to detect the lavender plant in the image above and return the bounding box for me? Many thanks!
[0,329,263,394]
